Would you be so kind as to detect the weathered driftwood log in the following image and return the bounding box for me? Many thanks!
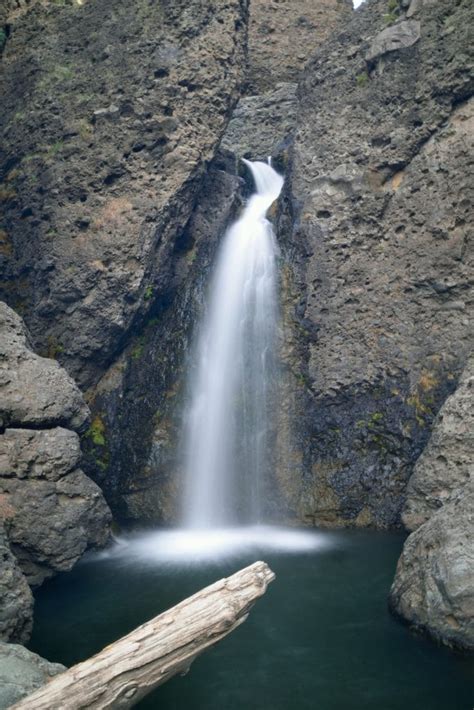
[12,561,275,710]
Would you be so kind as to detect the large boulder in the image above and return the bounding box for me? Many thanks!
[0,642,65,710]
[0,524,33,645]
[390,357,474,649]
[402,356,474,531]
[390,480,474,650]
[1,456,111,586]
[0,302,112,586]
[0,303,88,431]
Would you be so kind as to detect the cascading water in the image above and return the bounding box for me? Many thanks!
[182,160,283,529]
[101,160,323,561]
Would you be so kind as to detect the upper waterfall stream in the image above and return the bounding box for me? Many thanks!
[182,160,283,529]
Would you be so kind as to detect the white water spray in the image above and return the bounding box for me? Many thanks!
[182,160,283,529]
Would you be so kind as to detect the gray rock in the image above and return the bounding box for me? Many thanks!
[275,0,474,527]
[390,480,474,650]
[402,356,474,531]
[0,303,112,584]
[366,20,421,63]
[220,83,297,161]
[2,469,111,586]
[0,525,33,645]
[0,303,89,432]
[0,642,65,709]
[0,428,80,481]
[247,0,351,92]
[0,0,248,390]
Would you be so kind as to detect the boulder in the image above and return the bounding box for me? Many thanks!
[366,20,421,63]
[0,301,112,585]
[390,481,474,650]
[0,525,33,645]
[2,466,111,587]
[0,427,80,481]
[0,642,65,710]
[402,356,474,531]
[0,303,89,432]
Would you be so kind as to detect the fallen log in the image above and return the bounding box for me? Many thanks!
[12,561,275,709]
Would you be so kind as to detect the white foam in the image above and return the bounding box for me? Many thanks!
[90,526,331,566]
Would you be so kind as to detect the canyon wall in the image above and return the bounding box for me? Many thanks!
[276,0,473,527]
[0,0,472,535]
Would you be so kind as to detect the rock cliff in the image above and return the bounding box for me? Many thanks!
[275,0,473,527]
[247,0,352,92]
[0,0,472,540]
[0,0,248,390]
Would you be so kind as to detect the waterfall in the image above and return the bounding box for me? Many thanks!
[182,160,284,529]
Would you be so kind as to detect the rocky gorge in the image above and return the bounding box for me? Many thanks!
[0,0,473,703]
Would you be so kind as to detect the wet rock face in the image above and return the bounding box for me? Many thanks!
[277,0,474,527]
[82,167,243,522]
[402,356,473,531]
[247,0,352,92]
[0,524,33,645]
[390,480,474,651]
[0,301,112,586]
[0,642,65,710]
[0,0,248,389]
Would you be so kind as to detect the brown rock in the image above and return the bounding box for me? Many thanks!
[247,0,352,92]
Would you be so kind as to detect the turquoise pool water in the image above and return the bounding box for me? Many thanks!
[30,529,473,710]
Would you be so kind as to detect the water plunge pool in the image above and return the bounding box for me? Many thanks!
[30,528,473,709]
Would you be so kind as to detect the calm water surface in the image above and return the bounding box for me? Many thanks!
[30,529,473,710]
